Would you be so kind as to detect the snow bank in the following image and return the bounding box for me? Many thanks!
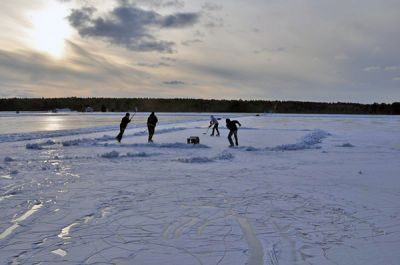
[159,142,209,149]
[26,143,43,150]
[267,129,330,151]
[176,151,234,163]
[62,127,187,147]
[176,156,214,163]
[337,143,355,147]
[101,151,160,159]
[101,151,120,158]
[126,152,159,157]
[4,156,14,162]
[215,151,235,160]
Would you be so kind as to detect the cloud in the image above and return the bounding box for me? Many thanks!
[181,39,203,46]
[384,66,399,72]
[163,80,184,85]
[161,56,177,62]
[68,3,200,53]
[136,62,170,67]
[392,77,400,81]
[334,54,349,61]
[125,0,185,9]
[363,66,381,72]
[202,3,223,11]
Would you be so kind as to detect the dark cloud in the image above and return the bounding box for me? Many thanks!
[161,13,198,28]
[163,80,184,85]
[68,4,200,53]
[123,0,185,9]
[136,62,170,67]
[181,39,203,46]
[161,56,177,62]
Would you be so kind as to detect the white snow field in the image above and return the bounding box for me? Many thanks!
[0,113,399,265]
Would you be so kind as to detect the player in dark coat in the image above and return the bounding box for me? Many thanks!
[226,118,241,147]
[116,113,131,142]
[147,112,158,142]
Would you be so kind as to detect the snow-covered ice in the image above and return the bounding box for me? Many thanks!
[0,113,399,265]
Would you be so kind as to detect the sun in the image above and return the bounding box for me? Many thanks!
[29,3,73,58]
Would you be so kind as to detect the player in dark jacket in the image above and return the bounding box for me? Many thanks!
[226,118,241,147]
[116,113,131,142]
[147,112,158,142]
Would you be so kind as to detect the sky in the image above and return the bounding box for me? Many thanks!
[0,0,399,103]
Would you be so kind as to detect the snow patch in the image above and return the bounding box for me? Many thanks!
[177,157,214,163]
[26,143,43,150]
[337,143,355,147]
[4,156,14,162]
[215,151,235,160]
[101,151,120,158]
[177,151,234,163]
[159,142,210,149]
[26,139,57,150]
[240,146,260,151]
[126,152,158,157]
[62,138,97,147]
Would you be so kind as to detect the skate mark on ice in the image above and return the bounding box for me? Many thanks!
[0,194,14,202]
[0,175,12,179]
[236,215,264,265]
[174,218,199,238]
[0,201,43,240]
[163,217,200,239]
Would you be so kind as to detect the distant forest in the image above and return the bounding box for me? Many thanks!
[0,98,399,114]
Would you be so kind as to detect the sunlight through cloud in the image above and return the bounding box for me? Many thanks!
[29,3,73,58]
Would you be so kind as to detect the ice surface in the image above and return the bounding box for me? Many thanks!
[0,113,399,265]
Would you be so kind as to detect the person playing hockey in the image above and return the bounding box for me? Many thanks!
[226,118,241,147]
[116,113,132,142]
[147,112,158,142]
[209,115,220,136]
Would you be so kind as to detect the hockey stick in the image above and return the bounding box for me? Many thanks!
[130,107,138,121]
[203,126,211,135]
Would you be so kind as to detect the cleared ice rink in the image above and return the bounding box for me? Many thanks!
[1,113,399,265]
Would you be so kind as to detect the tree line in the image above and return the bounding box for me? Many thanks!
[0,97,399,114]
